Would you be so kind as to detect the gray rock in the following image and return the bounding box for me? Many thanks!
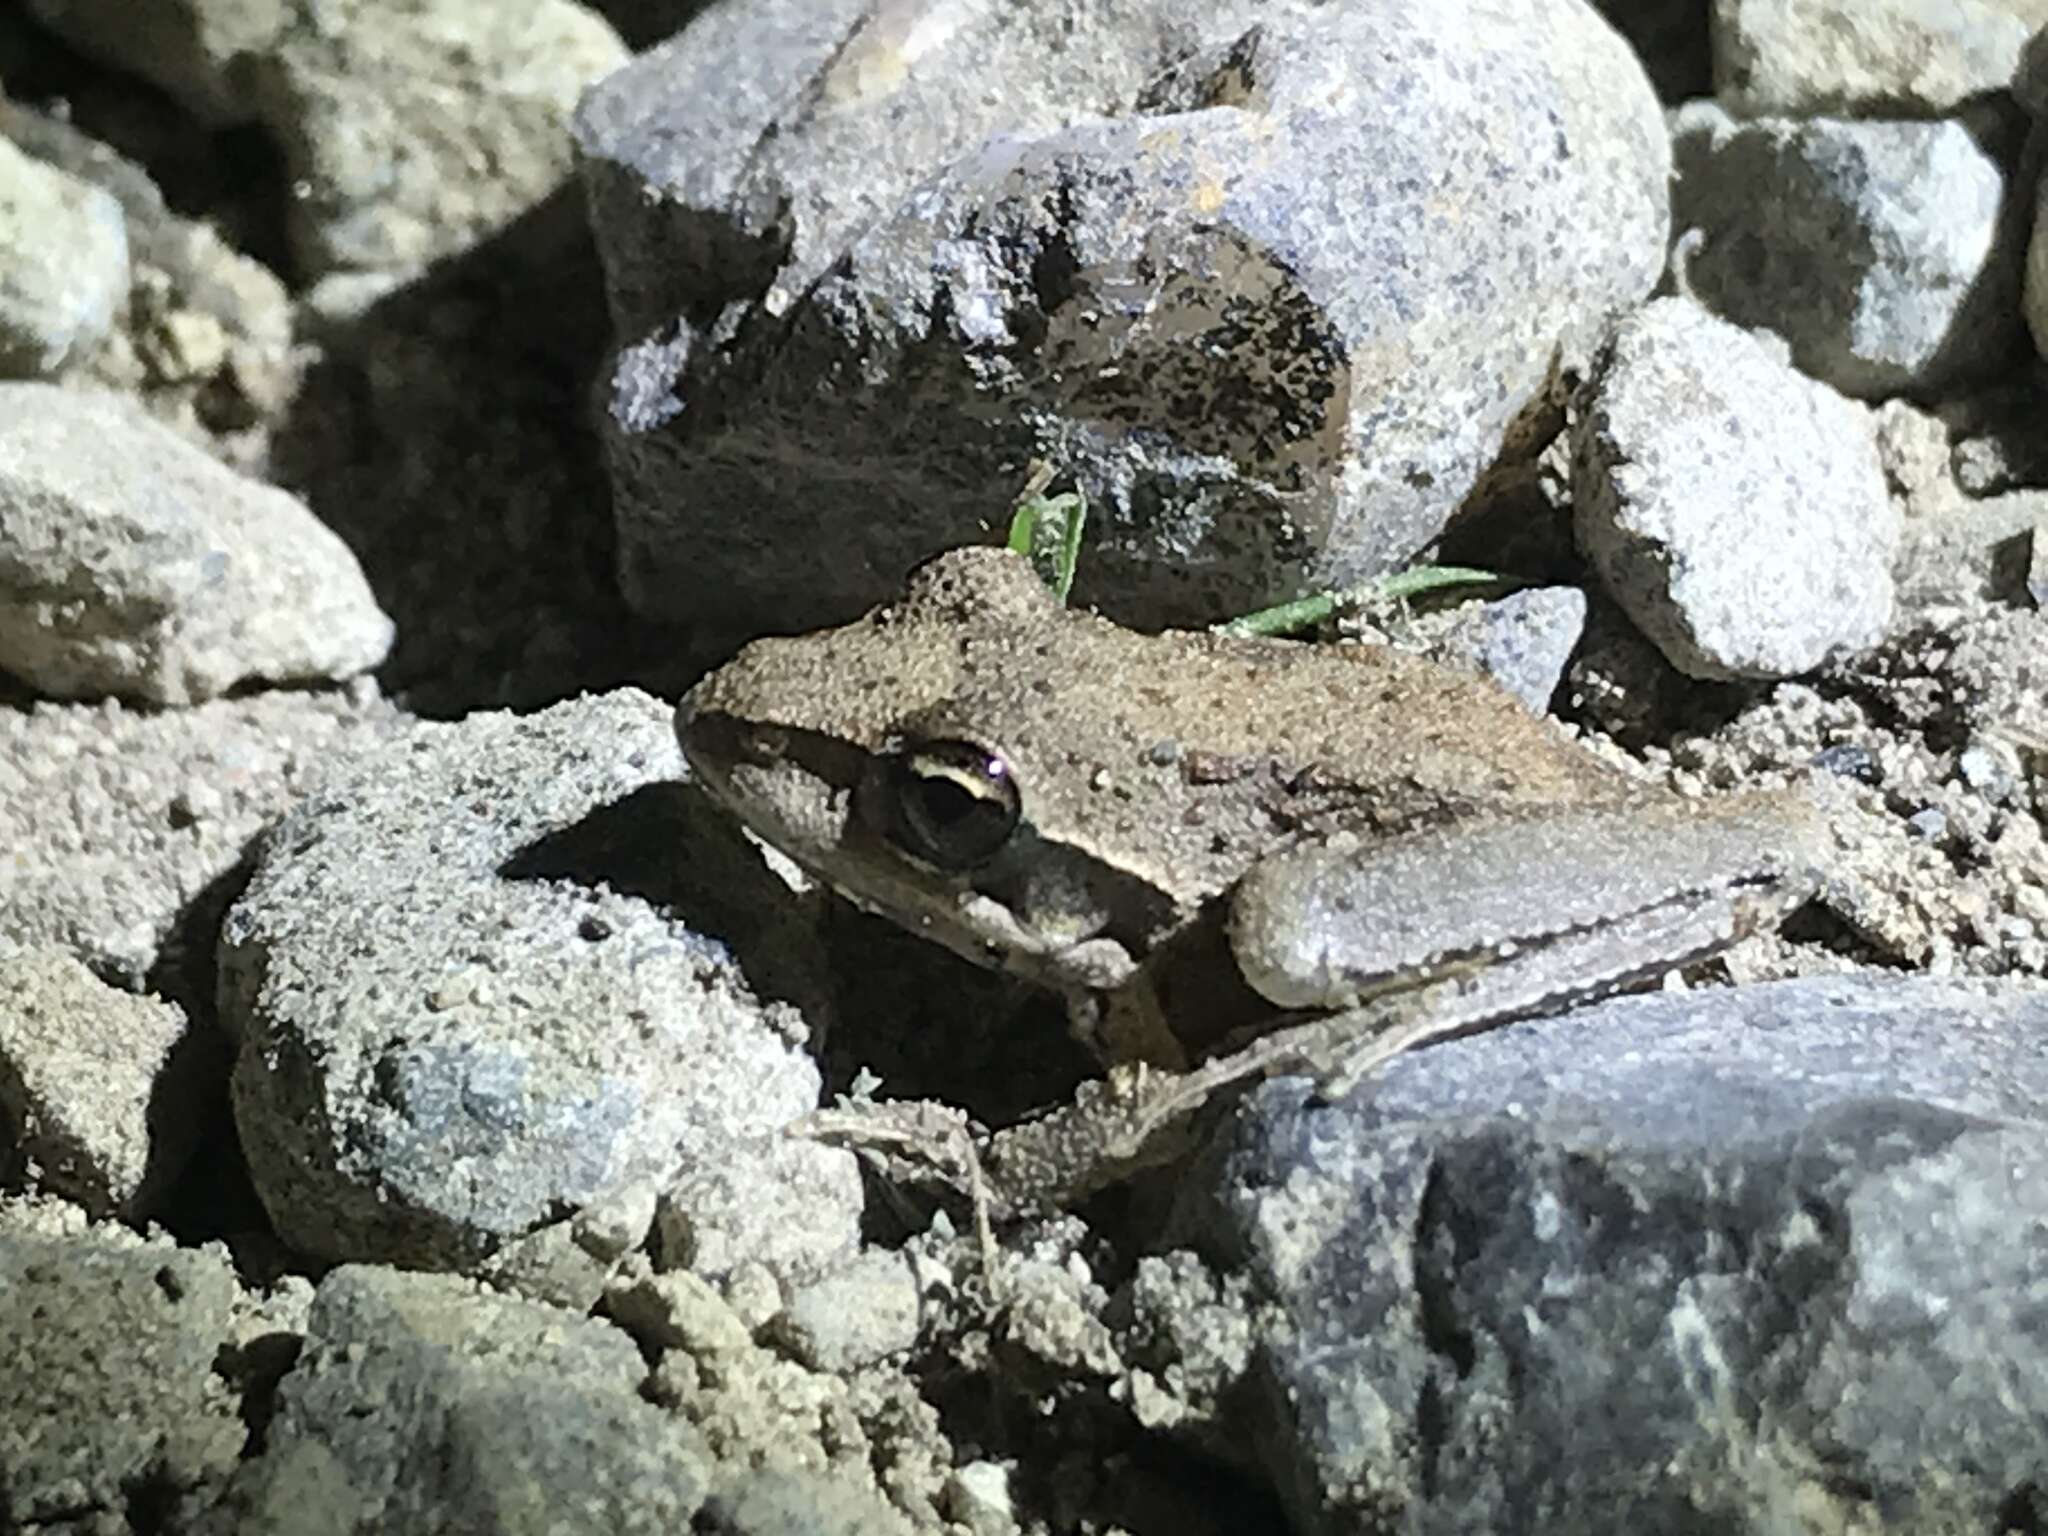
[702,1464,923,1536]
[22,0,288,126]
[1671,102,2026,398]
[652,1126,868,1284]
[2032,515,2048,607]
[605,1267,757,1362]
[1712,0,2048,116]
[1876,397,2048,608]
[1408,587,1589,714]
[223,1264,711,1534]
[0,136,129,377]
[773,1248,926,1371]
[1183,975,2048,1536]
[0,686,405,988]
[1572,297,1898,679]
[247,0,626,279]
[0,100,303,453]
[477,1179,658,1311]
[943,1460,1022,1536]
[577,0,1668,632]
[219,689,861,1277]
[0,385,394,703]
[1,101,294,351]
[0,946,214,1217]
[0,1231,243,1527]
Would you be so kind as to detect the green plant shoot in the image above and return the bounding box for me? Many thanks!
[1006,461,1088,603]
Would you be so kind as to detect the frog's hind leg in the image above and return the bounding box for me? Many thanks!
[1296,879,1790,1102]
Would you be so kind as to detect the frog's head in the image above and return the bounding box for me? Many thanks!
[676,547,1172,996]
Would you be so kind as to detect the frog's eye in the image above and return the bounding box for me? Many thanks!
[888,740,1021,869]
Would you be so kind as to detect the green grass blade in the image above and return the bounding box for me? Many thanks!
[1215,565,1511,638]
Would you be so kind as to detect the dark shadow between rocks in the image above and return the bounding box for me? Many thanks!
[269,185,701,718]
[816,902,1094,1127]
[144,859,278,1256]
[914,1338,1291,1536]
[145,843,247,1018]
[1997,1481,2048,1536]
[137,1018,238,1230]
[1591,0,1710,104]
[1987,526,2038,602]
[213,1325,304,1460]
[1539,589,1779,751]
[584,0,719,52]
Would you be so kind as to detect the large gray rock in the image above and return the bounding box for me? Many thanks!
[0,137,129,377]
[0,385,394,703]
[0,687,405,988]
[1671,103,2026,398]
[219,689,861,1278]
[0,1231,244,1528]
[0,945,213,1217]
[1712,0,2048,116]
[223,1265,711,1534]
[577,0,1669,632]
[1179,976,2048,1536]
[1572,297,1898,679]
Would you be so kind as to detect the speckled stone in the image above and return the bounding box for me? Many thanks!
[578,0,1669,633]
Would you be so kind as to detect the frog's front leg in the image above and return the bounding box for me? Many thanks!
[1063,979,1192,1073]
[1226,785,1831,1096]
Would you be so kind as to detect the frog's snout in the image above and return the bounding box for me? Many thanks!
[675,694,802,808]
[673,689,739,794]
[672,690,704,761]
[674,686,735,757]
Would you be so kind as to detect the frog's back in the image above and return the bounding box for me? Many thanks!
[911,550,1634,905]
